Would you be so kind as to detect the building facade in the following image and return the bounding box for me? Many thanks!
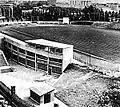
[3,35,73,75]
[30,85,54,107]
[0,4,14,20]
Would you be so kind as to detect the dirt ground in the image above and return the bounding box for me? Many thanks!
[6,60,58,86]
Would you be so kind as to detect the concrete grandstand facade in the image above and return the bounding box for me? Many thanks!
[1,33,73,75]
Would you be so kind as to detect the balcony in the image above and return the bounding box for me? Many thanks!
[35,49,49,57]
[49,52,63,59]
[37,58,48,64]
[26,55,35,61]
[18,52,26,58]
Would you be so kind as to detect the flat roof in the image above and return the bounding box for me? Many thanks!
[30,84,55,96]
[26,39,73,48]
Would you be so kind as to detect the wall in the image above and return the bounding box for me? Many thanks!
[63,46,73,72]
[73,50,120,71]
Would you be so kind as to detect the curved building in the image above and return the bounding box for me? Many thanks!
[1,32,73,75]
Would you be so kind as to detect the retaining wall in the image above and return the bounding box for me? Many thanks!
[73,49,120,71]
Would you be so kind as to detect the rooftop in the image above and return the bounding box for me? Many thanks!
[26,39,73,49]
[30,84,54,96]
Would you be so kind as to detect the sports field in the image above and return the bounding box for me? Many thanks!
[2,24,120,63]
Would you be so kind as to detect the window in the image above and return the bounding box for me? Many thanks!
[4,41,7,47]
[56,48,62,54]
[26,56,35,61]
[27,60,35,68]
[37,54,47,60]
[8,42,11,48]
[28,43,35,48]
[18,48,25,54]
[12,53,18,61]
[44,93,51,104]
[37,63,47,71]
[37,59,47,64]
[50,47,55,53]
[12,45,17,51]
[36,45,48,51]
[26,51,35,57]
[49,66,62,74]
[49,58,62,63]
[30,90,40,104]
[19,57,26,65]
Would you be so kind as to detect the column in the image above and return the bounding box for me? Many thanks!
[35,45,37,71]
[47,47,50,75]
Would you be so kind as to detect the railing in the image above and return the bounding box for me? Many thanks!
[49,61,62,67]
[37,58,47,64]
[49,53,63,59]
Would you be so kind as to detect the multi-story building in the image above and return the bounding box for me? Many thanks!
[3,35,73,75]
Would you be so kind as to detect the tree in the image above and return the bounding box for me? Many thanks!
[98,83,120,107]
[13,5,22,21]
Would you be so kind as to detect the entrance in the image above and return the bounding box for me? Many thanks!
[48,67,52,75]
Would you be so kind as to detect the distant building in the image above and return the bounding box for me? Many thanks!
[48,0,56,5]
[56,0,91,8]
[106,3,119,12]
[2,4,14,18]
[91,0,120,4]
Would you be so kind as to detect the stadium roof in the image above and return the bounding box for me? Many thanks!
[2,24,120,63]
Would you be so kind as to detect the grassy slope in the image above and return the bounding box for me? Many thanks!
[54,66,114,107]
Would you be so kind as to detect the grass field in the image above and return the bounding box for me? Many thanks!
[2,24,120,64]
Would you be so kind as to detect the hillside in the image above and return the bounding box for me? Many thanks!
[54,64,116,107]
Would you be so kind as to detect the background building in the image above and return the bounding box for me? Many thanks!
[56,0,91,8]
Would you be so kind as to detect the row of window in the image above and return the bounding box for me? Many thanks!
[5,41,63,59]
[28,43,63,54]
[11,48,62,67]
[11,53,62,73]
[5,42,62,64]
[70,0,90,6]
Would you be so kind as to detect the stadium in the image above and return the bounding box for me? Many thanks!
[1,22,120,75]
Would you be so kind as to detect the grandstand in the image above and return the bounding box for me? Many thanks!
[1,24,120,73]
[0,28,73,75]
